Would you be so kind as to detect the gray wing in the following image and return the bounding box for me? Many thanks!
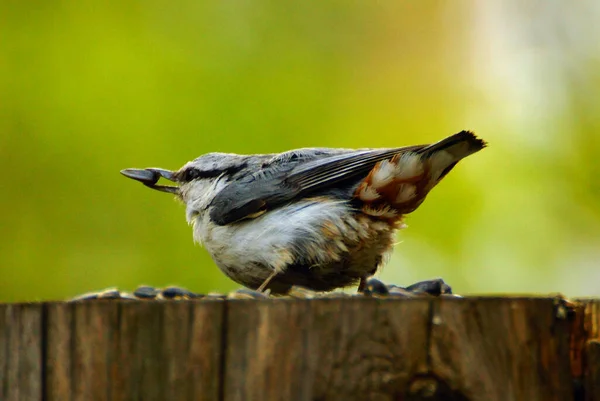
[208,145,426,225]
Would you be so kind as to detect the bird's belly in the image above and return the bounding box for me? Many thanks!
[195,199,400,292]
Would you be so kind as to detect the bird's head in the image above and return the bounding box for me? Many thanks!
[120,153,251,223]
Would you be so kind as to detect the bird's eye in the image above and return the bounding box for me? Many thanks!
[181,167,224,182]
[182,168,202,182]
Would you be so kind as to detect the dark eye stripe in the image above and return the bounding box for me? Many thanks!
[182,168,220,181]
[181,164,247,182]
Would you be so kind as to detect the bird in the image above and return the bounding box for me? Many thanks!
[120,130,486,295]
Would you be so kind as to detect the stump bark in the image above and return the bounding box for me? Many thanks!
[1,297,598,401]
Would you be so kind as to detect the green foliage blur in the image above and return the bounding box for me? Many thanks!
[1,2,599,302]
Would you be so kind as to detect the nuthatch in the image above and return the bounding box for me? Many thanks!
[121,130,486,295]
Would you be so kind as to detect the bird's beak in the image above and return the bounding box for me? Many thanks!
[120,168,179,194]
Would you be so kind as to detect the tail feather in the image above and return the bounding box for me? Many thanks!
[419,130,487,159]
[355,130,486,218]
[418,130,487,181]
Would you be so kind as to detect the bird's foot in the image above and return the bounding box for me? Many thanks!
[360,277,459,297]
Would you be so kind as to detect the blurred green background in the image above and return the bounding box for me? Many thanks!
[1,1,599,302]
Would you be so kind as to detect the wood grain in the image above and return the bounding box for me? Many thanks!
[1,297,599,400]
[0,304,43,401]
[429,297,574,401]
[45,300,224,401]
[224,298,431,401]
[583,300,600,401]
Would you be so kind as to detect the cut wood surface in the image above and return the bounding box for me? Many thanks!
[1,297,598,401]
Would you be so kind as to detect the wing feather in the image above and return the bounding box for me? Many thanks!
[284,145,424,191]
[208,131,484,225]
[209,145,426,225]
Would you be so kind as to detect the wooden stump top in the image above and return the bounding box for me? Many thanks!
[1,297,599,401]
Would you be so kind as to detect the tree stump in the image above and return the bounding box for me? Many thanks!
[1,297,598,401]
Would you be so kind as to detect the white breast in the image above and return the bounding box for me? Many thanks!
[192,198,351,274]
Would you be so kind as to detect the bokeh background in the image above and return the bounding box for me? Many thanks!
[1,1,599,302]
